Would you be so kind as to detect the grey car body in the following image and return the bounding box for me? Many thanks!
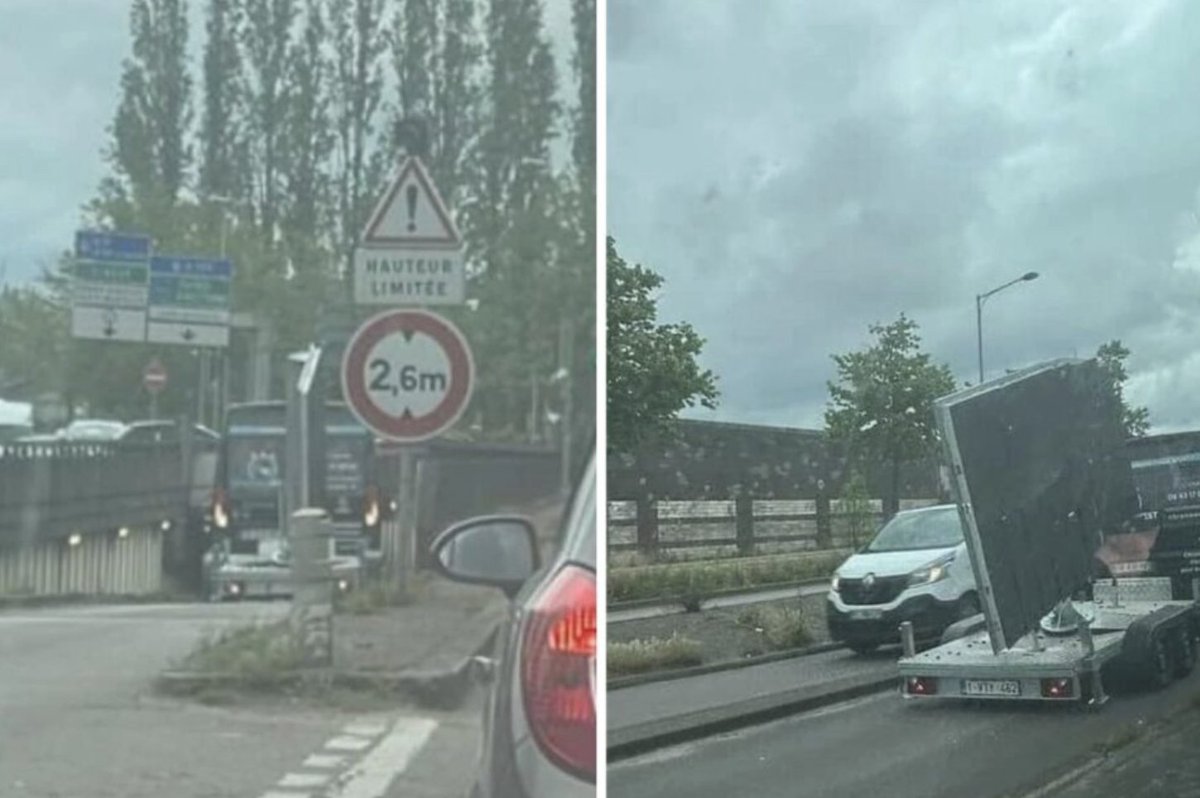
[435,452,596,798]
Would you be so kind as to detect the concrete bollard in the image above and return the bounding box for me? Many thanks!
[290,508,334,668]
[900,621,916,658]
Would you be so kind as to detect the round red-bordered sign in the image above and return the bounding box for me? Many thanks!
[341,309,474,442]
[143,358,168,394]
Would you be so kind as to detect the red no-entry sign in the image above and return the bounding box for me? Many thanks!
[143,358,168,394]
[340,309,474,442]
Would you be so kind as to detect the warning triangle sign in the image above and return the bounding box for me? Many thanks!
[360,157,461,248]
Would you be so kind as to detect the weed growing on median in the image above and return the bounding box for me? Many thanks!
[608,633,704,677]
[607,551,846,604]
[336,580,417,615]
[737,605,813,650]
[180,621,306,685]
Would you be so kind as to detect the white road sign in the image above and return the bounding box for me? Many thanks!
[70,305,147,343]
[341,309,474,442]
[147,256,232,347]
[71,230,152,343]
[353,157,465,306]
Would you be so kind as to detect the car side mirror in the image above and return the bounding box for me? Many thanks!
[429,515,540,598]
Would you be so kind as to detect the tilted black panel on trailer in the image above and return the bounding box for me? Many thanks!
[936,358,1140,652]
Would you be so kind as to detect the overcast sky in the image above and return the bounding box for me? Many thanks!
[0,0,575,287]
[609,0,1200,434]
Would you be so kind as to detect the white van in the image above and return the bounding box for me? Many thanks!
[826,503,979,654]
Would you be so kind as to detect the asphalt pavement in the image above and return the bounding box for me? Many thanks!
[0,601,480,798]
[609,665,1200,798]
[609,647,896,751]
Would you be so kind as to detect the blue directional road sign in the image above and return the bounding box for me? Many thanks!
[147,255,233,347]
[71,230,153,342]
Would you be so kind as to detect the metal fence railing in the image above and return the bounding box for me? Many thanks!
[607,496,942,561]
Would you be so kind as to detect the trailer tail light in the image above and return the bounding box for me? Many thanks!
[1041,678,1074,699]
[521,564,596,781]
[905,676,938,696]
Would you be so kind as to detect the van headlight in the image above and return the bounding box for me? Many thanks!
[909,554,954,586]
[831,574,841,592]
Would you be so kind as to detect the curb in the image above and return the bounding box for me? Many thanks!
[608,577,832,614]
[0,592,193,611]
[1006,690,1200,798]
[607,671,897,761]
[609,642,845,691]
[158,615,502,711]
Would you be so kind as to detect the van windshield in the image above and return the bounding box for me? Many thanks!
[867,506,963,552]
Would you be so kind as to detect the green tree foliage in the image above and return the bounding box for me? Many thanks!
[607,238,718,456]
[97,0,194,230]
[1095,339,1151,438]
[839,468,873,550]
[825,314,956,516]
[199,0,248,203]
[242,0,300,244]
[327,0,388,273]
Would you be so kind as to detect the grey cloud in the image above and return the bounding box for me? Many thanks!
[610,0,1200,432]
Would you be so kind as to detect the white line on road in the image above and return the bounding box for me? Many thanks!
[259,792,309,798]
[325,717,439,798]
[279,772,330,788]
[303,754,347,769]
[342,721,388,737]
[325,735,374,752]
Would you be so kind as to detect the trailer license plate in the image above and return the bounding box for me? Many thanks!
[961,679,1020,697]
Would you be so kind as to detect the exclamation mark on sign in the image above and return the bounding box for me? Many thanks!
[406,185,418,232]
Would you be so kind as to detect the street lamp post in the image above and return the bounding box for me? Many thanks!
[976,271,1039,384]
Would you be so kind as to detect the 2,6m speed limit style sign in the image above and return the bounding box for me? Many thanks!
[341,309,474,442]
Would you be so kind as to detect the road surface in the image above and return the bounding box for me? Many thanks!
[609,667,1200,798]
[610,648,893,737]
[0,601,480,798]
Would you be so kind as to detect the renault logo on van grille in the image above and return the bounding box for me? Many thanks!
[863,573,876,590]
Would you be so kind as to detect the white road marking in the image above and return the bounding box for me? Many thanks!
[259,792,309,798]
[325,735,374,752]
[325,717,439,798]
[303,753,347,769]
[279,772,330,788]
[342,721,388,737]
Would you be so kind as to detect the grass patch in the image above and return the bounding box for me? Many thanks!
[336,581,415,615]
[608,634,704,677]
[176,621,306,686]
[737,605,813,651]
[607,551,844,604]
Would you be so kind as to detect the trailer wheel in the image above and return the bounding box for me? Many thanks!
[1148,633,1174,689]
[1174,626,1197,677]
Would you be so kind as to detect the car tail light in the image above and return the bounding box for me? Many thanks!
[1041,677,1074,699]
[905,676,938,696]
[521,564,596,781]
